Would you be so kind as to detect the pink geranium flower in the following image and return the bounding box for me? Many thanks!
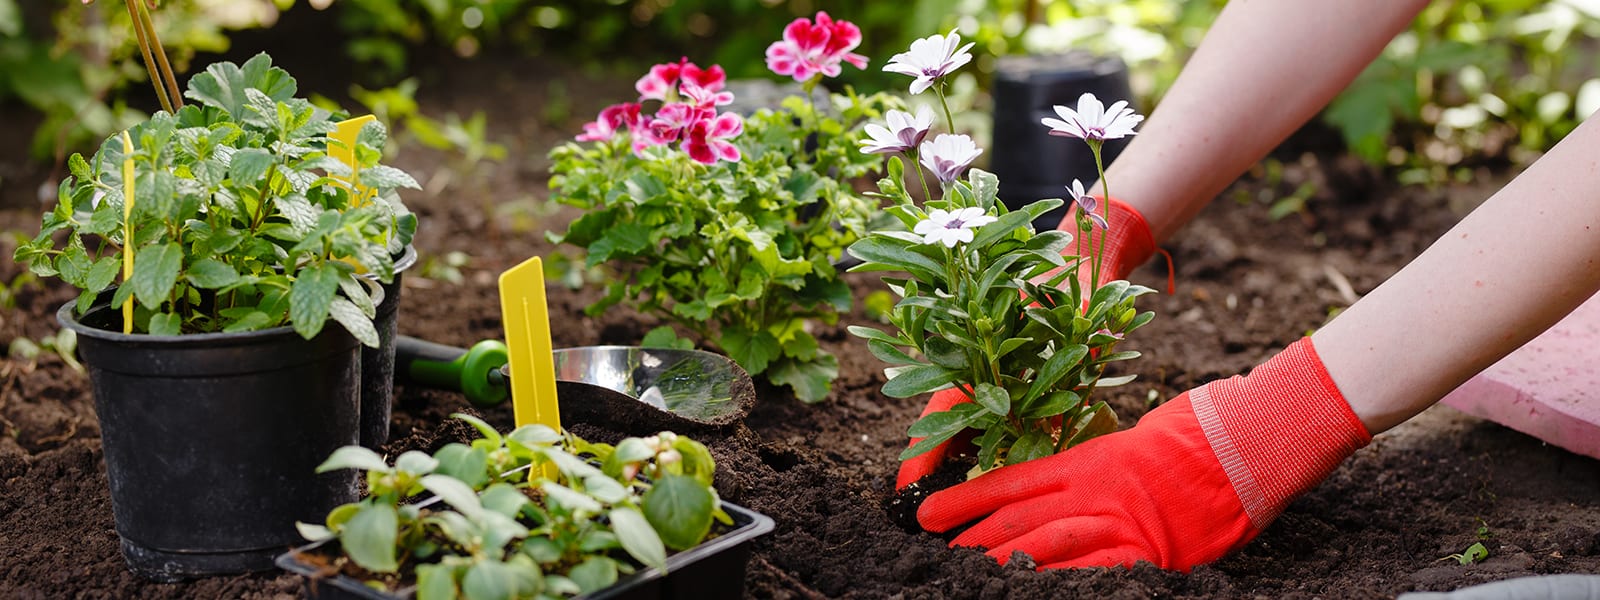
[636,58,728,101]
[765,11,868,82]
[648,103,710,144]
[575,102,642,142]
[684,113,744,164]
[682,81,734,110]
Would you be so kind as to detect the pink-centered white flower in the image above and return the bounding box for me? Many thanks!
[575,102,642,142]
[1066,179,1109,230]
[882,29,975,95]
[1042,93,1144,141]
[636,58,727,102]
[859,105,935,155]
[683,113,743,165]
[914,207,997,248]
[765,11,869,82]
[918,134,982,183]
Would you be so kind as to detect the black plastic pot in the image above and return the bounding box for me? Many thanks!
[276,501,776,600]
[990,51,1134,230]
[59,293,362,582]
[360,244,418,450]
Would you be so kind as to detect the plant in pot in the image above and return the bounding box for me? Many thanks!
[547,12,901,403]
[11,50,420,579]
[279,414,774,600]
[848,30,1155,503]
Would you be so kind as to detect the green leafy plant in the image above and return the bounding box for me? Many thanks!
[13,53,419,345]
[300,414,727,599]
[1440,541,1490,565]
[548,16,899,403]
[849,30,1154,471]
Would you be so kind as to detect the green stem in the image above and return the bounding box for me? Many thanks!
[1088,139,1107,294]
[909,149,933,204]
[935,86,957,135]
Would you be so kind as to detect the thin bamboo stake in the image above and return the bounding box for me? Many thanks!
[133,0,182,111]
[123,0,172,113]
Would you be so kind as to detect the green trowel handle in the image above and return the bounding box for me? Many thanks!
[394,335,509,407]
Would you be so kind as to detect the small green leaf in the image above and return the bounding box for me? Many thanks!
[148,312,181,336]
[568,557,619,593]
[228,148,274,186]
[432,444,490,489]
[973,383,1010,416]
[358,165,421,190]
[288,263,339,340]
[131,242,183,310]
[294,521,333,542]
[767,355,838,403]
[328,297,380,348]
[342,503,399,573]
[720,328,780,375]
[461,560,521,600]
[316,446,389,473]
[610,507,667,571]
[420,474,485,520]
[480,483,531,518]
[906,402,982,439]
[880,364,961,398]
[642,474,715,550]
[416,563,459,600]
[641,326,693,350]
[1066,402,1119,448]
[185,258,239,289]
[1025,344,1090,402]
[1009,429,1056,464]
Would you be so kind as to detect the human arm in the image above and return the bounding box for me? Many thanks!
[1083,0,1431,242]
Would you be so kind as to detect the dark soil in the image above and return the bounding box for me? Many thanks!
[3,51,1599,600]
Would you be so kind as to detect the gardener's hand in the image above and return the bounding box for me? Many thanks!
[896,197,1160,491]
[916,338,1371,571]
[1054,196,1160,290]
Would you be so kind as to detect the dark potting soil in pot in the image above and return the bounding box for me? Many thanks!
[4,51,1600,599]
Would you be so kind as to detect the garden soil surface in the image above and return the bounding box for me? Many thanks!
[3,51,1600,599]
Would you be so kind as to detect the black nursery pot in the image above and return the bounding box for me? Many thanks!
[276,501,777,600]
[990,51,1134,230]
[359,244,418,450]
[58,293,362,582]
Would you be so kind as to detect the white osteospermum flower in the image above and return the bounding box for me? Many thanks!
[918,134,983,183]
[913,207,997,248]
[1041,92,1144,141]
[882,30,975,95]
[859,106,936,155]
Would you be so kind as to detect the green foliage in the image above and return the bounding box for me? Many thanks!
[548,84,899,403]
[849,165,1155,470]
[1325,1,1600,173]
[12,53,418,344]
[1441,541,1490,565]
[305,417,726,600]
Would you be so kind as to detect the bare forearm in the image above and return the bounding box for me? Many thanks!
[1315,114,1600,434]
[1086,0,1430,241]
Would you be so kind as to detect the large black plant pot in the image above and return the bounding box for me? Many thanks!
[991,51,1134,230]
[58,293,362,581]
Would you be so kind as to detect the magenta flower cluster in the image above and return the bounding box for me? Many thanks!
[575,57,743,165]
[765,11,869,82]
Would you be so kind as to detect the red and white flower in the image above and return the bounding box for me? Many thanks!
[684,113,744,164]
[636,57,727,102]
[575,102,642,142]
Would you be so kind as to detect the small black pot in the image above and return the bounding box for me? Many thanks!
[360,245,418,450]
[276,501,776,600]
[990,51,1134,230]
[59,293,362,581]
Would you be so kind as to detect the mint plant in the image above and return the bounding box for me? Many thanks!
[850,30,1155,471]
[548,12,901,403]
[300,414,727,599]
[13,53,418,346]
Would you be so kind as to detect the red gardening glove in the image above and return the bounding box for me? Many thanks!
[1062,196,1158,288]
[895,197,1158,491]
[916,337,1371,571]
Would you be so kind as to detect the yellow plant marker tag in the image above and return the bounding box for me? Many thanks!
[331,114,377,207]
[498,256,561,478]
[120,131,135,334]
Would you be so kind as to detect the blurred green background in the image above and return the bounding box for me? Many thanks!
[3,0,1598,186]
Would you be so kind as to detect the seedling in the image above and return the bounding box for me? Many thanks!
[1439,542,1489,565]
[302,414,727,599]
